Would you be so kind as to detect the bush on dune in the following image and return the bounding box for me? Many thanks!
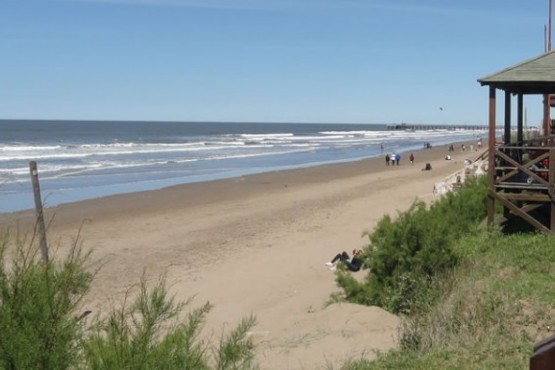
[337,176,488,314]
[0,231,257,370]
[0,231,92,369]
[83,276,257,370]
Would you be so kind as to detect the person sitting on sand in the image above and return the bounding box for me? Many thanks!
[325,249,363,272]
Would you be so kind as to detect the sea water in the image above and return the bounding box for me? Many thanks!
[0,120,487,213]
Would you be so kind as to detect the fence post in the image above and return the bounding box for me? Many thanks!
[29,161,48,262]
[550,149,555,232]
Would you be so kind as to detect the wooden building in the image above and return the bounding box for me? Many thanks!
[478,51,555,233]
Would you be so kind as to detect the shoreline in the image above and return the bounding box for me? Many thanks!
[0,140,485,369]
[1,141,473,221]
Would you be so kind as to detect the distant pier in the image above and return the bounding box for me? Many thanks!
[386,123,488,131]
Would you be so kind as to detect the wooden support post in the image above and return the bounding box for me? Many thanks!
[503,92,513,221]
[29,161,48,262]
[487,87,497,228]
[544,94,551,136]
[517,93,524,143]
[550,149,555,232]
[505,91,511,144]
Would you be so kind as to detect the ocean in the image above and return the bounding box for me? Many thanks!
[0,120,487,213]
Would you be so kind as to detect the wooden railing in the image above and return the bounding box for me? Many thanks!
[494,146,554,193]
[491,137,555,233]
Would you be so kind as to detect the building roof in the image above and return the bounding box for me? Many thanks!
[478,51,555,94]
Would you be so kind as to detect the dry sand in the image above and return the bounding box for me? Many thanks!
[0,142,484,369]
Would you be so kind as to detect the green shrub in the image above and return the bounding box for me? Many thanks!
[337,176,488,314]
[0,231,258,370]
[82,276,257,370]
[0,231,92,370]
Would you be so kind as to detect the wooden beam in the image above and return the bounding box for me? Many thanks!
[505,91,511,144]
[550,149,555,231]
[543,94,551,136]
[495,166,548,173]
[517,93,524,143]
[496,193,551,233]
[502,203,545,223]
[487,87,496,228]
[495,192,551,202]
[521,203,546,213]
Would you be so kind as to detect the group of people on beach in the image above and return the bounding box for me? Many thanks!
[460,139,482,153]
[385,152,414,166]
[385,153,400,166]
[446,139,482,161]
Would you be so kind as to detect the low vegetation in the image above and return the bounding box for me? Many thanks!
[337,176,488,315]
[336,176,555,369]
[0,231,257,370]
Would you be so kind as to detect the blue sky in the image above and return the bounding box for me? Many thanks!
[0,0,551,125]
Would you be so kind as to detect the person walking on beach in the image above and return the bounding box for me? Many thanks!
[395,153,401,166]
[325,249,363,272]
[385,153,390,166]
[409,153,414,165]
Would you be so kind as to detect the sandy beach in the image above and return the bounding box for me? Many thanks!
[0,142,484,369]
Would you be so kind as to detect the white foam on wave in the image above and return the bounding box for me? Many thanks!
[320,130,378,135]
[0,142,279,162]
[205,141,246,146]
[292,135,346,141]
[239,133,294,138]
[53,160,193,178]
[0,144,63,152]
[173,147,317,163]
[0,143,318,185]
